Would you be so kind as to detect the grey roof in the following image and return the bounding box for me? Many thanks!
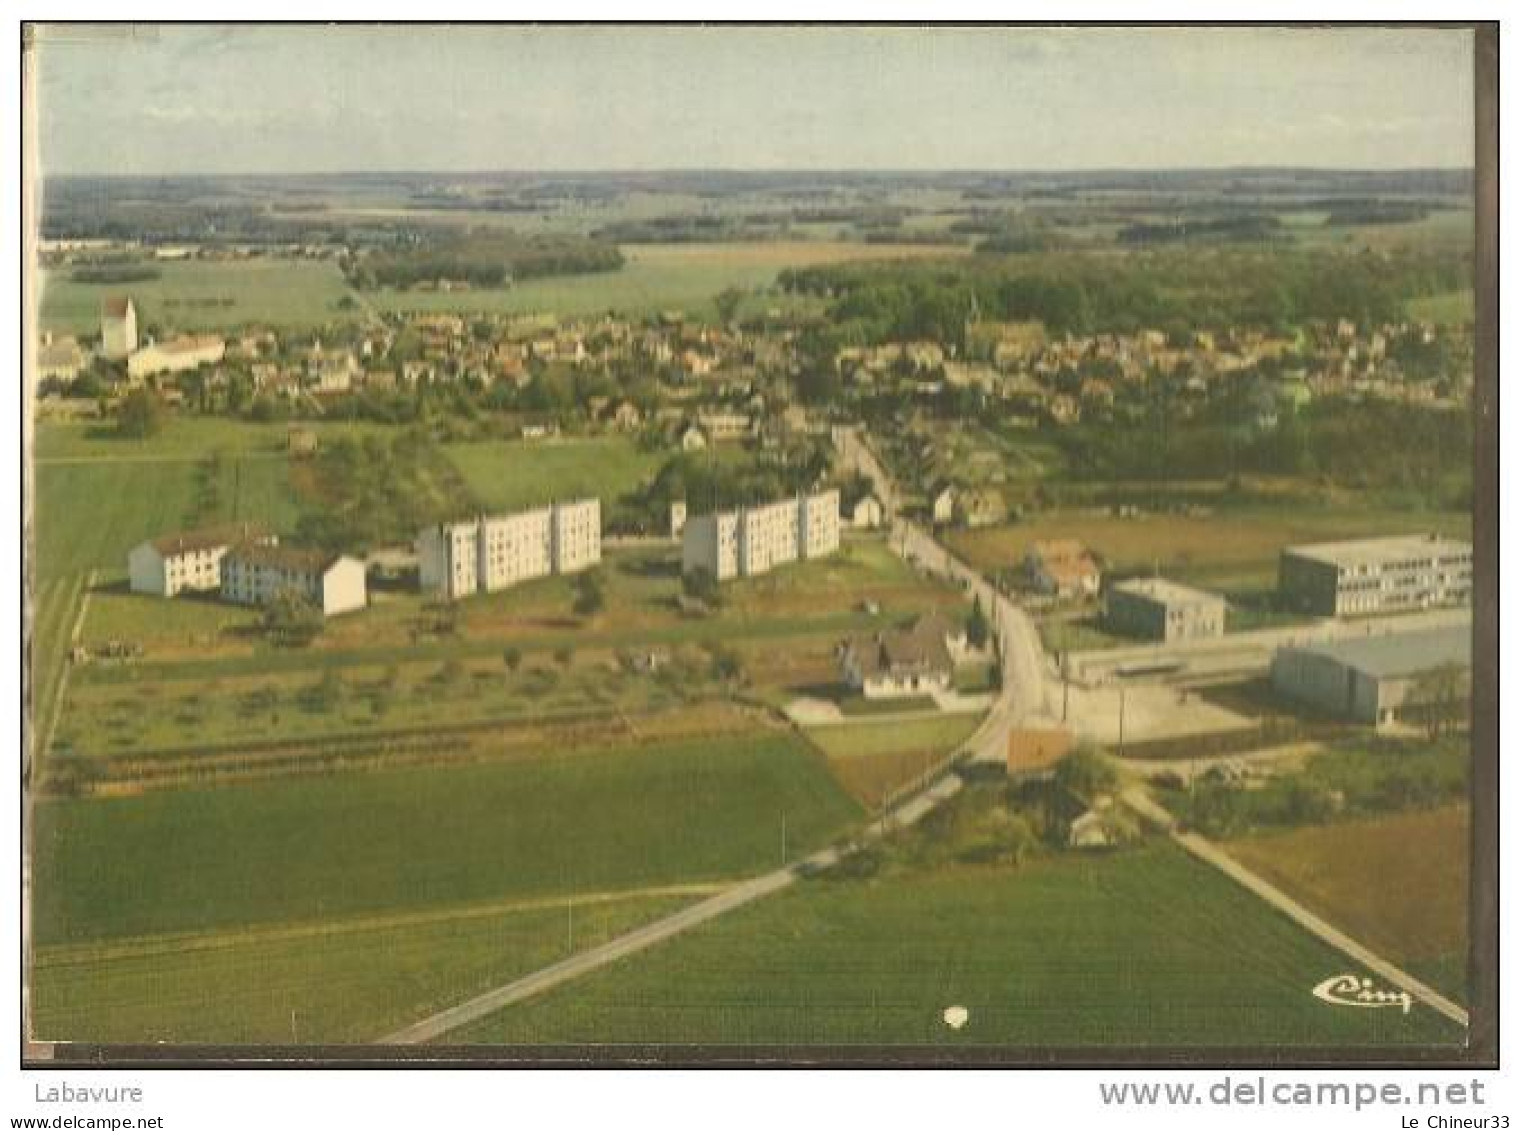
[1282,534,1471,570]
[1284,624,1471,680]
[1111,577,1223,608]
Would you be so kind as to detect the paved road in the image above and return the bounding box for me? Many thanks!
[378,774,963,1045]
[1122,788,1469,1029]
[836,426,1056,764]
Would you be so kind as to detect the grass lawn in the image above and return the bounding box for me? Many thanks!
[1406,289,1475,326]
[31,891,694,1046]
[366,240,970,321]
[947,504,1473,592]
[32,731,862,945]
[39,259,358,335]
[445,841,1463,1047]
[35,418,386,463]
[807,714,982,808]
[806,715,981,761]
[1226,805,1471,1004]
[442,436,666,512]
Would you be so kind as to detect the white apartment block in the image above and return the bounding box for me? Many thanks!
[1278,534,1473,617]
[682,511,742,581]
[480,508,553,590]
[417,499,601,600]
[127,522,275,598]
[220,545,368,617]
[682,490,840,582]
[552,497,602,574]
[418,521,482,599]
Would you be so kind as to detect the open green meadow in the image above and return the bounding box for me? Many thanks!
[1407,289,1476,326]
[33,731,862,945]
[448,841,1464,1047]
[367,240,970,321]
[442,436,666,512]
[31,891,695,1046]
[805,715,981,761]
[39,259,358,335]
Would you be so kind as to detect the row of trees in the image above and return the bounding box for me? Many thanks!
[779,245,1472,349]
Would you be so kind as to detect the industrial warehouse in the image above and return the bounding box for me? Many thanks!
[1269,622,1472,727]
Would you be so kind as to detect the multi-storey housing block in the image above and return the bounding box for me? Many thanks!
[417,499,602,600]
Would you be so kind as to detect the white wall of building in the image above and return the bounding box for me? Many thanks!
[126,543,168,597]
[320,557,369,616]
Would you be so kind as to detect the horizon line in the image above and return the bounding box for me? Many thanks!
[41,163,1478,180]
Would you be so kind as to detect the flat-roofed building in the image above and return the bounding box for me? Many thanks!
[682,490,841,582]
[127,522,275,598]
[480,508,553,590]
[550,498,602,574]
[220,544,368,617]
[417,520,481,600]
[1106,577,1226,642]
[682,510,742,581]
[417,499,603,600]
[799,488,841,559]
[1270,623,1470,727]
[1278,534,1472,617]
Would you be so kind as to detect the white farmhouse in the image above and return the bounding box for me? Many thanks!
[127,522,275,598]
[220,544,368,617]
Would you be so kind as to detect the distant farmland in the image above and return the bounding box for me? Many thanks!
[369,240,971,320]
[1227,805,1471,1004]
[448,842,1465,1048]
[33,732,862,944]
[39,259,357,334]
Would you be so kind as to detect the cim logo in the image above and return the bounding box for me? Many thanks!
[1312,973,1413,1014]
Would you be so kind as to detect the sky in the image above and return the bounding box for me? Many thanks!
[32,24,1476,175]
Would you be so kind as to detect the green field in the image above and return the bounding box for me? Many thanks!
[1407,289,1476,326]
[447,842,1463,1047]
[33,732,862,945]
[31,891,694,1045]
[367,240,969,321]
[39,259,358,335]
[806,715,981,761]
[34,419,387,463]
[442,436,666,512]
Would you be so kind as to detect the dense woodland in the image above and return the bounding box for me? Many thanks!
[781,246,1471,347]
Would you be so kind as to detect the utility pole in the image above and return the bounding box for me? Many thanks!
[780,812,788,867]
[1118,686,1127,756]
[567,898,574,952]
